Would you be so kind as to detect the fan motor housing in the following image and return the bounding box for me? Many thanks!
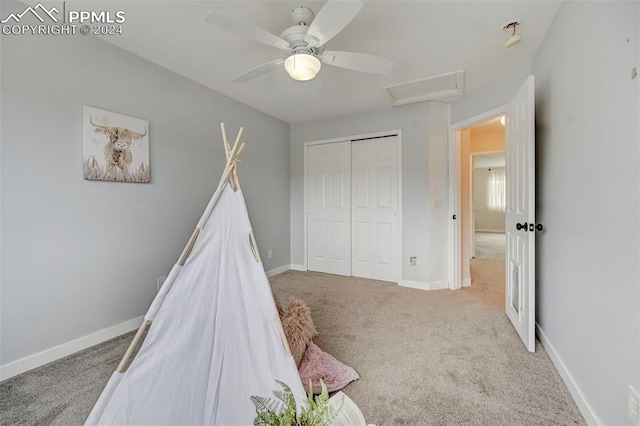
[290,6,314,26]
[280,25,322,54]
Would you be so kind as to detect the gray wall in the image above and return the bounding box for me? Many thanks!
[426,102,450,284]
[450,62,532,125]
[1,2,290,365]
[533,1,639,424]
[290,102,442,285]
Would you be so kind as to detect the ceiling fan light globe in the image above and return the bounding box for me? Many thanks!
[284,53,321,81]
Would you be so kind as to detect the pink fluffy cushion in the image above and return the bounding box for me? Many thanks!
[298,342,360,394]
[281,297,317,367]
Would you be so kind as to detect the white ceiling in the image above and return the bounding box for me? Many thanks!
[470,116,505,135]
[475,154,505,168]
[83,1,560,123]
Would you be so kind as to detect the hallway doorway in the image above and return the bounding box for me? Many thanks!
[449,76,537,352]
[457,116,505,287]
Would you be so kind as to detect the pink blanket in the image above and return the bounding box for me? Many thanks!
[298,342,360,394]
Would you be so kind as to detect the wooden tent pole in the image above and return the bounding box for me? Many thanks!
[276,313,293,357]
[116,319,150,373]
[249,230,262,263]
[218,162,235,190]
[233,143,245,161]
[220,123,231,158]
[228,128,243,185]
[232,143,245,190]
[232,127,244,155]
[178,228,202,266]
[218,142,245,190]
[221,126,245,190]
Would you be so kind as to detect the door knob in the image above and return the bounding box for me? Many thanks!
[516,222,528,231]
[536,224,544,232]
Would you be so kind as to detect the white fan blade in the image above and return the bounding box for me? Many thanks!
[304,0,364,48]
[232,59,284,84]
[321,51,394,74]
[204,11,291,51]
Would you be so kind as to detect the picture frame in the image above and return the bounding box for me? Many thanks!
[83,106,150,183]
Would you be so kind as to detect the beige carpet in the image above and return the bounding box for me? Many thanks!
[0,259,584,425]
[272,261,584,425]
[474,232,506,260]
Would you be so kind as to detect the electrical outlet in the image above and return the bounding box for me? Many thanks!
[267,249,273,259]
[156,276,166,292]
[629,386,640,425]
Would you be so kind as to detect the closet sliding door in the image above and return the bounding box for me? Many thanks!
[351,136,400,282]
[307,142,351,276]
[306,136,399,282]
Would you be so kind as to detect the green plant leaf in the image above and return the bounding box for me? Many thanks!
[252,380,337,426]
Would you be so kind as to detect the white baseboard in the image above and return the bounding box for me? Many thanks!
[400,280,449,291]
[462,277,471,287]
[0,316,143,382]
[476,229,505,233]
[266,264,291,277]
[536,323,601,426]
[290,264,306,272]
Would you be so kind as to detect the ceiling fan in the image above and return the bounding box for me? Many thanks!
[203,0,394,83]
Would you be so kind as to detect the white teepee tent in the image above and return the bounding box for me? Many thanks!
[86,124,306,425]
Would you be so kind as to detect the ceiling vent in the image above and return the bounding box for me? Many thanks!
[382,70,464,105]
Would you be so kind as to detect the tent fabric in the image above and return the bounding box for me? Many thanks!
[86,184,306,425]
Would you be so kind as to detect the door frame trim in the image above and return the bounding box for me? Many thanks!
[448,106,506,290]
[303,129,403,284]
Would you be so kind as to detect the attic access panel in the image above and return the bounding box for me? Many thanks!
[382,70,464,105]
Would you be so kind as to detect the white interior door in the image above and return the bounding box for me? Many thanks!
[307,142,351,276]
[351,137,400,282]
[505,76,536,352]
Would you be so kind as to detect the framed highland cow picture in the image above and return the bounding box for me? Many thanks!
[83,106,150,183]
